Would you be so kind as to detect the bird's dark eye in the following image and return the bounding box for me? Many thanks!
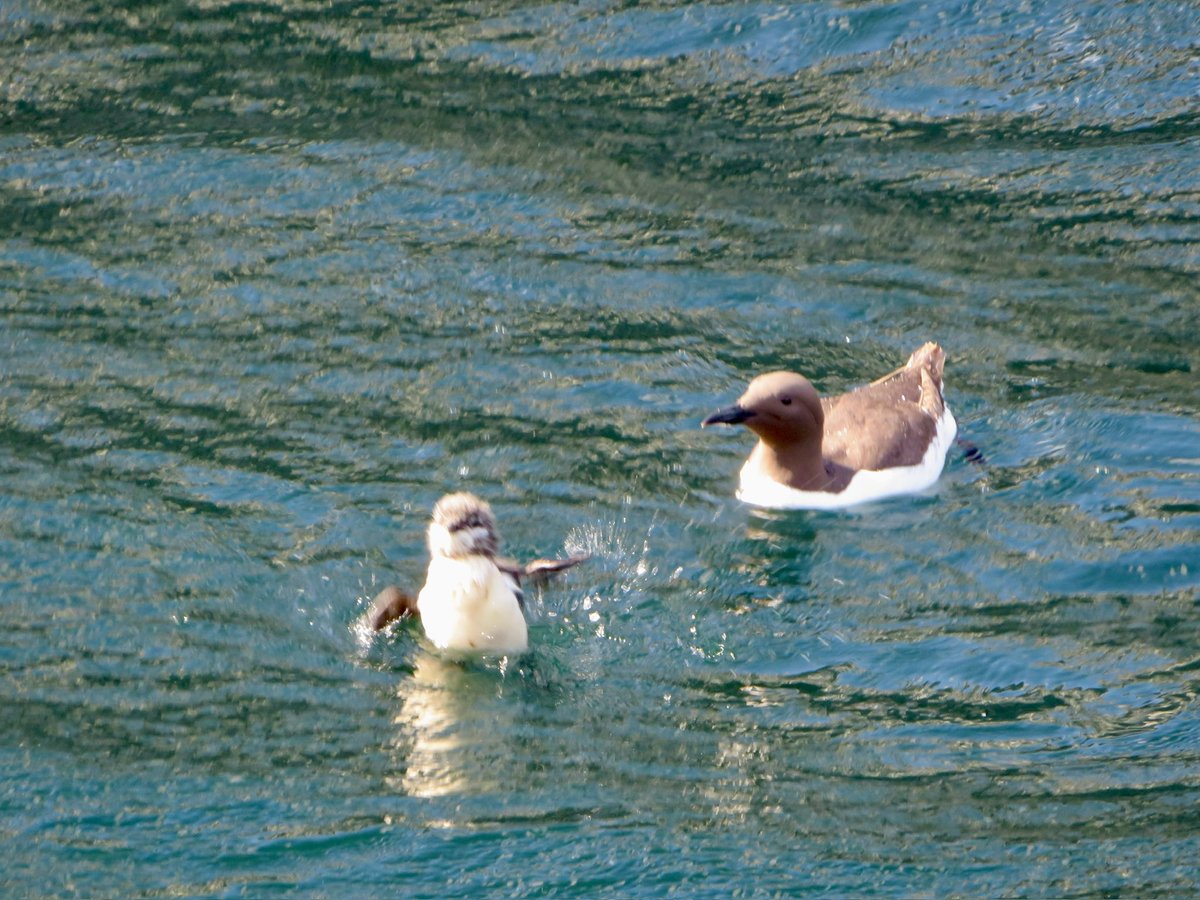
[781,396,792,406]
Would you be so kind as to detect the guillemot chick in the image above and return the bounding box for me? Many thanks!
[702,342,958,510]
[362,492,586,653]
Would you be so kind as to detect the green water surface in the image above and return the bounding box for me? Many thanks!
[2,0,1199,896]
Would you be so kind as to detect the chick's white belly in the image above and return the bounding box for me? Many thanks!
[417,556,527,653]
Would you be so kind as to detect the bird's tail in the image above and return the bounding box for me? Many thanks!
[869,341,946,389]
[906,341,946,383]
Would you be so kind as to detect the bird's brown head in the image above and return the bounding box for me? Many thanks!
[702,371,824,446]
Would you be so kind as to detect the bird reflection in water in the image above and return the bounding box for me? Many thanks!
[387,652,523,799]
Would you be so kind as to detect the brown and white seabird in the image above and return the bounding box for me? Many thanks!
[702,342,958,509]
[361,492,586,653]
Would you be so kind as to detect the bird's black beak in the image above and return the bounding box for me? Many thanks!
[702,404,753,427]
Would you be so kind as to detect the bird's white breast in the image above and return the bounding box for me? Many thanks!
[416,555,528,654]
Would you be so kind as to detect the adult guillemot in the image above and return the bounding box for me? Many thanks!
[362,492,586,653]
[702,342,958,510]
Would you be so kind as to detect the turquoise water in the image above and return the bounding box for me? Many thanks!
[3,0,1199,895]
